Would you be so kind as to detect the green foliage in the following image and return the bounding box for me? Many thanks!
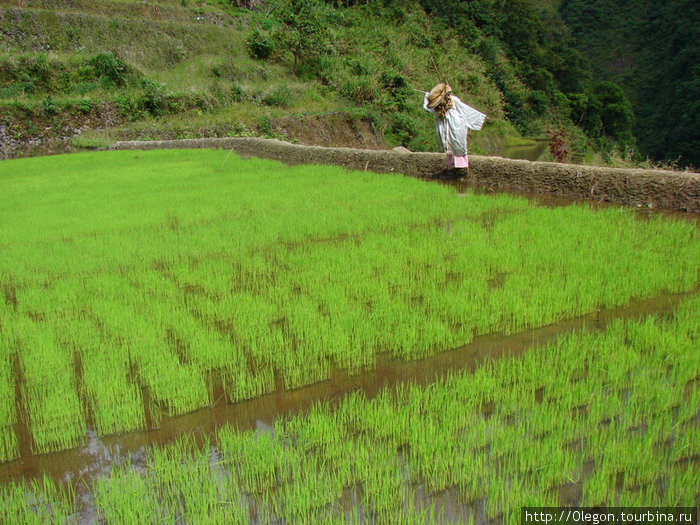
[545,43,591,94]
[231,84,245,102]
[527,90,549,117]
[0,0,673,165]
[113,78,170,120]
[561,0,699,167]
[406,23,431,48]
[41,95,58,116]
[527,68,555,95]
[592,81,634,143]
[416,0,637,147]
[568,82,634,145]
[272,0,331,75]
[0,53,56,96]
[340,76,377,104]
[380,73,411,110]
[87,52,127,88]
[246,29,275,60]
[386,112,420,147]
[257,115,274,136]
[476,37,502,62]
[114,94,138,119]
[0,84,23,99]
[139,78,167,117]
[0,51,129,103]
[69,81,98,96]
[263,86,294,107]
[76,99,92,114]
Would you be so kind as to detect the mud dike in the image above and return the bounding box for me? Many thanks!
[112,137,700,213]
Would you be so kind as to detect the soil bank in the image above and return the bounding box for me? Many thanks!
[111,137,700,213]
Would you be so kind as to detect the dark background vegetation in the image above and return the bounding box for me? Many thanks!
[560,0,699,168]
[0,0,696,168]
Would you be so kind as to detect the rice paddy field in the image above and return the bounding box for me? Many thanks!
[0,149,698,522]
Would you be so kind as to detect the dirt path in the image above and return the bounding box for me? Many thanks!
[112,137,700,213]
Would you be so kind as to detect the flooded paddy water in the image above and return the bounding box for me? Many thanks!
[1,288,694,523]
[0,149,698,523]
[0,287,689,484]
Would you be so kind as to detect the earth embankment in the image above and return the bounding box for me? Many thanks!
[112,137,700,213]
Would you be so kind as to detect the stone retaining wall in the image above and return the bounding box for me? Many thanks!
[112,137,700,213]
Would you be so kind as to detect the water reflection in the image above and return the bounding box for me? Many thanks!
[493,141,548,162]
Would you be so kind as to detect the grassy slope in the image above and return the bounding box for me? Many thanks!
[0,0,534,156]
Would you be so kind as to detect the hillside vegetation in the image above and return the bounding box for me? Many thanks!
[0,0,654,167]
[560,0,699,169]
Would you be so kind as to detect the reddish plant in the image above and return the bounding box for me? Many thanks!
[547,128,569,163]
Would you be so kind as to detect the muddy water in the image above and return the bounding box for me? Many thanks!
[495,141,549,162]
[0,288,692,516]
[2,139,75,160]
[439,178,700,223]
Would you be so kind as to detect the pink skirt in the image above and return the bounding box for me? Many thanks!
[446,155,469,169]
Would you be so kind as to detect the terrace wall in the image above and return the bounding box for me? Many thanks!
[111,138,700,213]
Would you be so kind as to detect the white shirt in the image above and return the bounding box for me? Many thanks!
[423,94,486,156]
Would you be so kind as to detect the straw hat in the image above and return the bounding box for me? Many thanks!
[427,83,452,108]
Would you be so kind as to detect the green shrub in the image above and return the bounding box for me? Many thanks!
[115,94,140,119]
[41,96,59,116]
[70,81,98,96]
[381,73,410,110]
[247,30,275,60]
[477,37,501,63]
[387,112,420,147]
[257,116,273,136]
[407,133,433,152]
[231,85,245,102]
[261,17,279,31]
[76,64,96,82]
[407,25,431,48]
[341,77,376,104]
[30,54,52,85]
[88,53,127,88]
[77,99,92,113]
[139,78,167,117]
[263,86,293,107]
[528,90,549,117]
[345,57,371,77]
[0,84,22,99]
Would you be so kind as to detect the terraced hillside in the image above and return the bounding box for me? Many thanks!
[1,0,646,167]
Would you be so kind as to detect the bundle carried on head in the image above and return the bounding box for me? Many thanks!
[427,83,454,117]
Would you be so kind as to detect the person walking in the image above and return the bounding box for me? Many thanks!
[423,83,486,170]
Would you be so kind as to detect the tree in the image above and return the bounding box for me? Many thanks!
[274,0,330,75]
[592,81,634,143]
[568,82,634,144]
